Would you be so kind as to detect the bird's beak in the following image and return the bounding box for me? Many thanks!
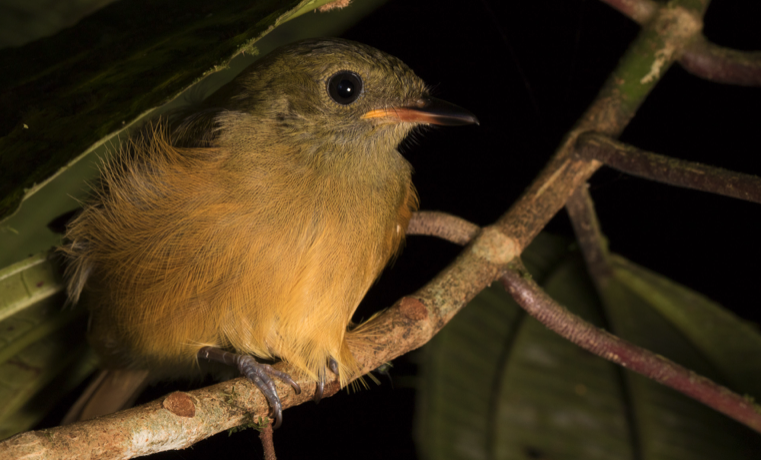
[361,97,479,126]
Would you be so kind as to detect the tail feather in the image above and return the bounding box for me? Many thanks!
[62,369,150,424]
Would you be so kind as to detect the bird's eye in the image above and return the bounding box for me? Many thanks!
[327,71,363,105]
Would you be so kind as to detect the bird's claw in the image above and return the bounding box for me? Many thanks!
[237,357,301,429]
[313,357,340,404]
[198,347,300,429]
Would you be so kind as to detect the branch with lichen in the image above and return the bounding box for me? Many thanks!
[3,0,759,458]
[599,0,761,86]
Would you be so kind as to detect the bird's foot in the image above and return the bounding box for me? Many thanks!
[314,357,340,404]
[198,347,301,429]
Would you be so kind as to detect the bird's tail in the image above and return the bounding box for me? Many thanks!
[62,369,150,424]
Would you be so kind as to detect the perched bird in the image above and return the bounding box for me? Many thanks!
[61,38,477,427]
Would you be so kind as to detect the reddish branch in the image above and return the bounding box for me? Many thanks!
[406,211,480,245]
[577,133,761,204]
[566,135,761,432]
[260,424,277,460]
[681,36,761,86]
[499,265,761,434]
[565,186,614,283]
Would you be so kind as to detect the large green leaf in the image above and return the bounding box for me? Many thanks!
[0,253,93,439]
[416,234,761,459]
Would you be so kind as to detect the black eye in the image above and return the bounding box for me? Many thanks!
[327,71,363,105]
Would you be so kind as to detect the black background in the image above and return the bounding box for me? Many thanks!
[49,0,761,458]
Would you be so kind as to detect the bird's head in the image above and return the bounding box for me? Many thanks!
[219,38,477,163]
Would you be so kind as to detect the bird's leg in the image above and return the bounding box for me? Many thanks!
[198,347,301,429]
[314,357,340,404]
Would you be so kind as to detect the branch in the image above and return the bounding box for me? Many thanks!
[680,36,761,86]
[599,0,761,86]
[1,382,339,459]
[499,264,761,434]
[260,423,277,460]
[564,182,761,433]
[406,211,480,245]
[563,152,761,433]
[565,185,614,284]
[577,132,761,204]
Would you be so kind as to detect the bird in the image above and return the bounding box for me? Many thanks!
[60,37,478,427]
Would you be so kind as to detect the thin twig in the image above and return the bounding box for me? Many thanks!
[260,424,277,460]
[565,185,614,284]
[680,36,761,86]
[499,264,761,434]
[577,132,761,204]
[407,211,480,245]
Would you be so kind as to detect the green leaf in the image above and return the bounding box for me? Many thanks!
[416,234,761,460]
[0,252,94,440]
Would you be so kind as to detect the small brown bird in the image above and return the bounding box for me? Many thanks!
[61,38,477,427]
